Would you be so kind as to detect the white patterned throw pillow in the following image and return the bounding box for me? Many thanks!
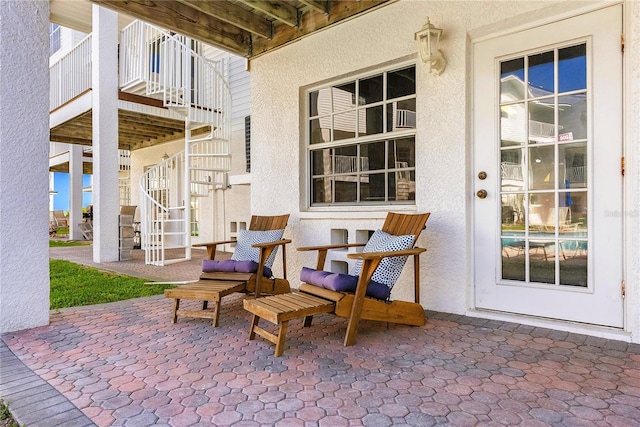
[231,229,285,268]
[350,229,415,288]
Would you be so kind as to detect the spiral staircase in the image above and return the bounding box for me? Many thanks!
[120,21,231,266]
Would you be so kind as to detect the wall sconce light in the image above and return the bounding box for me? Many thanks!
[415,17,447,75]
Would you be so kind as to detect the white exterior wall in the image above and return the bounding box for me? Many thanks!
[0,0,50,333]
[250,0,640,342]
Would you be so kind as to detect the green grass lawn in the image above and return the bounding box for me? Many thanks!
[49,239,92,247]
[50,259,174,310]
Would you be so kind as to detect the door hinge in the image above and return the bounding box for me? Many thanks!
[622,156,625,176]
[622,280,626,298]
[621,34,625,53]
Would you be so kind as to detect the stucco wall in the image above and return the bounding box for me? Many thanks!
[249,0,636,330]
[0,0,50,333]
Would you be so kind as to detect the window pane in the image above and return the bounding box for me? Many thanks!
[312,177,333,203]
[387,67,415,99]
[310,118,331,144]
[333,111,357,141]
[359,74,383,105]
[500,104,525,147]
[332,83,356,112]
[361,141,385,171]
[389,171,415,201]
[335,180,357,203]
[388,137,415,168]
[309,91,319,116]
[558,94,587,140]
[363,105,383,136]
[558,44,586,93]
[311,149,332,175]
[528,51,554,94]
[334,145,359,174]
[500,58,525,103]
[528,99,555,143]
[559,240,587,286]
[361,173,385,202]
[387,99,416,131]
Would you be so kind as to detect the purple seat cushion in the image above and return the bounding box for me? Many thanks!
[300,267,391,301]
[202,259,273,278]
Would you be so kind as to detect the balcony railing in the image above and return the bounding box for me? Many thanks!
[50,35,92,111]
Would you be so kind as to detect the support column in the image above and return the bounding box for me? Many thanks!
[92,4,119,262]
[0,0,50,332]
[69,144,84,240]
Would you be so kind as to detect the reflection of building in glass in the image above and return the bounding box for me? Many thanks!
[499,69,587,227]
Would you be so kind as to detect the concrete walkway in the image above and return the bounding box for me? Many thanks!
[1,246,640,426]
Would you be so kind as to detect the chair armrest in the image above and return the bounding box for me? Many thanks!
[251,239,292,249]
[347,247,426,260]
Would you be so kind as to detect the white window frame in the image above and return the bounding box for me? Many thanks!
[305,61,417,209]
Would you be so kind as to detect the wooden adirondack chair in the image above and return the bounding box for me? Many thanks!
[165,214,291,327]
[243,212,430,355]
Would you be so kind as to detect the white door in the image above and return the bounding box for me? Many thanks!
[473,6,624,327]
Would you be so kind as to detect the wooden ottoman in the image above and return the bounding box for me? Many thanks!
[164,280,245,327]
[243,292,335,357]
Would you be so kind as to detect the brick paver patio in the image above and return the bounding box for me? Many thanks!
[1,246,640,426]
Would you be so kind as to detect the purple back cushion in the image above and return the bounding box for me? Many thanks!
[202,259,273,277]
[300,267,390,300]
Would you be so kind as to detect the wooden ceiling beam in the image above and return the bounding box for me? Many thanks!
[251,0,389,57]
[240,0,299,27]
[298,0,327,14]
[90,0,252,57]
[176,0,272,39]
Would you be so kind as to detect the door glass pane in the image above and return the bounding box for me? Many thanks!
[501,148,525,192]
[559,240,588,287]
[528,51,555,93]
[501,104,526,147]
[500,58,525,103]
[501,193,525,231]
[528,146,555,191]
[529,99,555,143]
[529,240,555,284]
[561,142,587,189]
[558,44,586,92]
[502,238,525,281]
[558,94,587,140]
[528,192,555,235]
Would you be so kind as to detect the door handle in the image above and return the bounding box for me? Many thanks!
[476,189,487,199]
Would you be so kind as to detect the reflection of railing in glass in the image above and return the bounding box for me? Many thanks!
[529,120,562,139]
[501,162,523,180]
[334,155,369,174]
[566,166,585,184]
[394,109,416,129]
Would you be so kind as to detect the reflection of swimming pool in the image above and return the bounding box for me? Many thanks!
[502,231,587,250]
